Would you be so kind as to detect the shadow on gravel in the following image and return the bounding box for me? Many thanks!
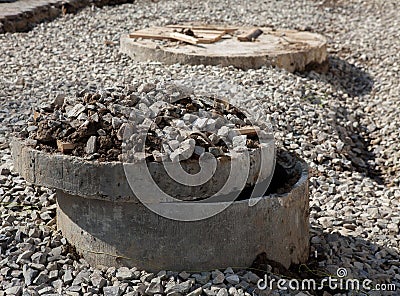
[331,103,385,185]
[306,56,374,99]
[252,225,399,295]
[300,57,384,184]
[325,58,383,184]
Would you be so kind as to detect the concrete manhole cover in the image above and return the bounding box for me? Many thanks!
[120,24,328,72]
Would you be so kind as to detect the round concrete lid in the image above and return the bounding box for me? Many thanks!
[120,25,327,71]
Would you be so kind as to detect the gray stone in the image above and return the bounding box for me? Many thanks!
[67,104,85,118]
[116,267,134,281]
[193,118,208,129]
[140,272,154,282]
[63,269,73,284]
[169,138,195,162]
[85,136,97,154]
[5,286,22,296]
[31,252,46,265]
[217,126,230,138]
[165,280,192,294]
[37,286,54,295]
[168,140,180,151]
[52,94,65,108]
[27,126,38,133]
[232,135,247,148]
[223,267,234,274]
[90,271,106,288]
[48,270,58,280]
[97,129,106,136]
[103,286,122,296]
[112,117,123,129]
[208,147,223,157]
[33,272,49,285]
[67,285,82,293]
[217,288,228,296]
[194,146,205,156]
[226,274,240,285]
[192,273,209,285]
[237,281,249,290]
[29,263,45,271]
[72,270,90,285]
[187,287,203,296]
[178,271,191,280]
[212,271,225,285]
[145,278,164,295]
[244,272,259,284]
[16,250,34,263]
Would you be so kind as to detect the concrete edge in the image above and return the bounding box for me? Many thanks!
[11,138,276,202]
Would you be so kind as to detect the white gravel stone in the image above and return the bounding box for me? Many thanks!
[67,103,85,118]
[232,135,247,148]
[193,117,208,130]
[169,138,195,162]
[226,274,240,285]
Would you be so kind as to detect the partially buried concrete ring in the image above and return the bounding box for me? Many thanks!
[11,138,309,271]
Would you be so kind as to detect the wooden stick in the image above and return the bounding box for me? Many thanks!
[168,32,199,45]
[166,24,238,33]
[197,32,225,44]
[129,32,172,40]
[129,31,199,45]
[237,28,263,42]
[192,29,228,35]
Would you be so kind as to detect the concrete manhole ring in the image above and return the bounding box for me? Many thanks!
[12,138,309,271]
[120,24,328,72]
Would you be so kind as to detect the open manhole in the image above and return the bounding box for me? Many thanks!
[120,24,328,72]
[11,83,309,271]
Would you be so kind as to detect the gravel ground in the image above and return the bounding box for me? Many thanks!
[1,0,400,295]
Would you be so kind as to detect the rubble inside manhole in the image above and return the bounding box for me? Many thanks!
[19,83,273,164]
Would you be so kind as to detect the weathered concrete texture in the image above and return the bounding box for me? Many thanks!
[12,138,308,271]
[57,158,309,271]
[11,138,275,201]
[120,27,327,72]
[0,0,134,33]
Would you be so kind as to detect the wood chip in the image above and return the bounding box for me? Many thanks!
[237,28,263,42]
[129,31,199,45]
[57,140,75,153]
[234,126,260,137]
[104,40,118,46]
[33,111,40,122]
